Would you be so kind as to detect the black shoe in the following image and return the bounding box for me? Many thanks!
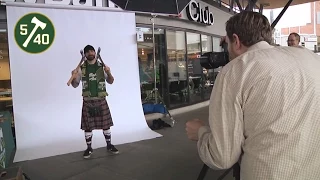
[107,144,119,154]
[83,148,93,159]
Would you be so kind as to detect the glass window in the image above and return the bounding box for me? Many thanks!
[136,27,167,105]
[187,32,203,103]
[212,37,222,52]
[0,32,14,142]
[201,35,213,100]
[201,35,212,53]
[0,32,12,111]
[166,30,188,108]
[207,37,223,99]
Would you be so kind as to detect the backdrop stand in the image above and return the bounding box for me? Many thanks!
[143,14,175,127]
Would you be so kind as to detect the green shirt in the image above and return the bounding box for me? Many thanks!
[86,63,99,97]
[81,61,108,97]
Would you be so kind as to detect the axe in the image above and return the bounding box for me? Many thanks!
[96,47,106,67]
[67,50,85,86]
[23,17,47,48]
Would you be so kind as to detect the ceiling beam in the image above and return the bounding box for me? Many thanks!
[271,0,293,28]
[234,0,243,11]
[245,0,259,11]
[259,4,264,13]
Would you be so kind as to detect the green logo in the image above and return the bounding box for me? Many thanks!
[14,12,55,54]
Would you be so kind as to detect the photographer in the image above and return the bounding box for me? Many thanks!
[186,11,320,179]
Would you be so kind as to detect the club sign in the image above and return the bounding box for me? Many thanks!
[186,0,214,26]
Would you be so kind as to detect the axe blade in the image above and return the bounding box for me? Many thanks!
[97,47,101,57]
[96,47,105,66]
[80,49,84,57]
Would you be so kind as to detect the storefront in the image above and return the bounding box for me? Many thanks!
[0,5,11,116]
[135,0,233,108]
[0,0,233,112]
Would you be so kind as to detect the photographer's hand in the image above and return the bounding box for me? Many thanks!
[186,119,205,141]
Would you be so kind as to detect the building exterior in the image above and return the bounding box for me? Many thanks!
[135,1,233,109]
[274,1,320,50]
[0,0,233,110]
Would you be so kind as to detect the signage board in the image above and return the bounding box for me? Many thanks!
[186,0,214,26]
[136,31,144,42]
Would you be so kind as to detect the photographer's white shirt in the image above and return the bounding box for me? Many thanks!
[198,41,320,180]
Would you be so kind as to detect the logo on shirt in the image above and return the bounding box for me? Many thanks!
[89,73,97,81]
[98,82,106,90]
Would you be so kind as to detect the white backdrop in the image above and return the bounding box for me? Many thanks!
[6,3,162,162]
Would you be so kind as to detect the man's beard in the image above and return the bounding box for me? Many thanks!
[86,55,95,61]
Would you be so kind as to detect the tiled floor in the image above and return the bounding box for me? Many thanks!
[13,107,234,180]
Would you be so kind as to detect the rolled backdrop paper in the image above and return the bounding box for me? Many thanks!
[6,3,162,162]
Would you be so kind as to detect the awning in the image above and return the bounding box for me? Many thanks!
[110,0,191,15]
[220,0,319,9]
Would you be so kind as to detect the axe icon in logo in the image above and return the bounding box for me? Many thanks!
[14,12,55,54]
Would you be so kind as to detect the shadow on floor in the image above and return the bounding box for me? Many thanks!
[12,107,234,180]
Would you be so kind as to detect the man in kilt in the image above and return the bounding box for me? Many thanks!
[71,45,119,158]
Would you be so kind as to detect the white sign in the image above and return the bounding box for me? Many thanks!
[305,37,317,42]
[186,0,214,26]
[136,31,144,42]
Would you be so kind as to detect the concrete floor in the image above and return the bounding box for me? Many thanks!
[13,107,234,180]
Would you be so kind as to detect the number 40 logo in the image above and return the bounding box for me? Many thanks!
[14,13,55,54]
[20,24,50,46]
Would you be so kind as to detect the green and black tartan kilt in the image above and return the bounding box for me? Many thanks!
[81,98,113,130]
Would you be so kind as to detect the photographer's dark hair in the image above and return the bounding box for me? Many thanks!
[226,11,272,46]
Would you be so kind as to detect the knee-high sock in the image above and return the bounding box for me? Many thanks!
[85,130,93,149]
[103,129,111,146]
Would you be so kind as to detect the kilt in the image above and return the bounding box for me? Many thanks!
[81,98,113,130]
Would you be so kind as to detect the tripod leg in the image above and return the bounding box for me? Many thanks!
[217,168,233,180]
[144,89,155,102]
[233,163,241,180]
[197,164,209,180]
[197,163,235,180]
[154,90,175,127]
[154,91,172,118]
[153,90,174,126]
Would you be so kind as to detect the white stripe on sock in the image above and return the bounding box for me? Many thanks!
[103,129,111,136]
[85,132,93,139]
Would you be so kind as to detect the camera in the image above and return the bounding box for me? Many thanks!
[200,38,229,69]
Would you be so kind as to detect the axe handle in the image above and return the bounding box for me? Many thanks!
[67,59,85,86]
[98,55,105,67]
